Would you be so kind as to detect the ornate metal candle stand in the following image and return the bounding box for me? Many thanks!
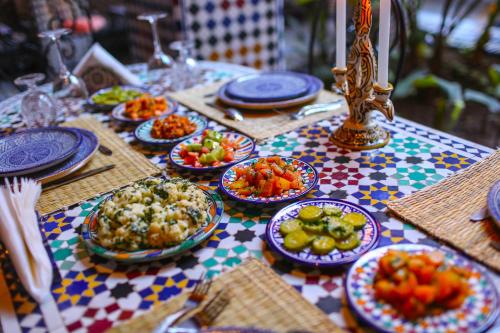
[330,0,395,150]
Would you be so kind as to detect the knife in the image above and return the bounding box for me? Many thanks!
[42,164,115,191]
[205,102,244,121]
[291,100,344,120]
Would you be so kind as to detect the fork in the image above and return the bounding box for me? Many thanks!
[152,274,212,333]
[169,288,230,331]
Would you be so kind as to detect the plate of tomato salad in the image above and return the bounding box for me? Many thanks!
[219,156,318,204]
[170,130,255,171]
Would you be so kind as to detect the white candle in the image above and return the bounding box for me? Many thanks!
[378,0,391,88]
[336,0,346,69]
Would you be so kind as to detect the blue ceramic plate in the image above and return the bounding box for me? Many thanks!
[487,180,500,229]
[81,186,224,263]
[0,127,82,177]
[28,128,99,183]
[135,115,207,146]
[170,132,255,172]
[111,96,178,124]
[225,72,311,103]
[266,199,380,267]
[220,157,318,205]
[88,85,147,111]
[345,244,499,333]
[217,74,323,110]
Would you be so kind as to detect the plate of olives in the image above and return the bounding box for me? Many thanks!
[265,199,381,267]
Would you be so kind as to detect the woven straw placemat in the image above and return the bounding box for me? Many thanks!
[37,116,161,215]
[169,81,346,141]
[387,150,500,271]
[107,258,345,333]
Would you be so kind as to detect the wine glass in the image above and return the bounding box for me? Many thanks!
[14,73,59,128]
[38,28,88,103]
[137,12,174,81]
[169,40,200,90]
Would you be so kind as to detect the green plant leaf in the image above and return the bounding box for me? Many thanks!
[392,70,428,98]
[464,89,500,113]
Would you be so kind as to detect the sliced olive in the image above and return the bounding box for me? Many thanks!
[336,233,360,251]
[327,217,354,240]
[298,206,323,223]
[343,212,367,230]
[283,230,310,252]
[280,219,303,235]
[312,236,336,255]
[323,206,343,217]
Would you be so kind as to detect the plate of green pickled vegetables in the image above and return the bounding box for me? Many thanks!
[89,85,146,109]
[266,199,380,267]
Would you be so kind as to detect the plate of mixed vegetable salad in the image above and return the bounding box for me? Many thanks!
[112,94,177,124]
[170,130,254,171]
[345,244,499,333]
[266,199,380,267]
[89,85,146,110]
[135,114,207,146]
[220,156,318,204]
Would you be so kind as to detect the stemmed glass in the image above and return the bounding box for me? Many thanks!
[14,73,59,128]
[169,40,201,90]
[38,28,88,103]
[137,12,174,81]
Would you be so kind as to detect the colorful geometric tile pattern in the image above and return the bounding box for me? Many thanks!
[0,63,497,333]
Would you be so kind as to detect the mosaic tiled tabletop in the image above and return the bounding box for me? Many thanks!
[0,62,498,333]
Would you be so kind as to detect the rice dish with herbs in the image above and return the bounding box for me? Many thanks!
[96,177,209,251]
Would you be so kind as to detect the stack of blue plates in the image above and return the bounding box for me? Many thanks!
[217,71,324,110]
[0,127,99,183]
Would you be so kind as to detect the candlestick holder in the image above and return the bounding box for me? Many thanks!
[330,0,394,150]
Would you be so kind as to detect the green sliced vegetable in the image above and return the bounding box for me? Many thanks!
[312,236,336,255]
[206,130,223,142]
[323,206,343,217]
[335,233,360,251]
[280,219,303,235]
[213,146,226,161]
[298,206,323,223]
[187,143,202,152]
[302,222,325,234]
[283,230,310,252]
[327,217,354,240]
[343,212,367,230]
[203,138,215,149]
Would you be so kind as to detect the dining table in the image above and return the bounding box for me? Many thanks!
[0,60,498,333]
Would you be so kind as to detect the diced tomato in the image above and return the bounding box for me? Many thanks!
[201,147,210,154]
[290,179,300,189]
[270,163,284,176]
[260,180,274,197]
[416,265,435,284]
[224,150,235,162]
[183,155,196,166]
[235,167,246,178]
[414,285,436,304]
[179,149,188,158]
[212,161,221,167]
[374,280,395,301]
[276,177,291,191]
[282,170,295,181]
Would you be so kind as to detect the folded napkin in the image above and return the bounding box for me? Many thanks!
[0,178,66,333]
[73,43,142,94]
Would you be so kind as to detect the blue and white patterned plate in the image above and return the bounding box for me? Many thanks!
[487,180,500,229]
[219,157,318,205]
[134,115,207,146]
[81,187,224,263]
[266,199,379,267]
[170,132,255,171]
[111,96,177,124]
[28,128,99,183]
[0,127,82,177]
[88,85,147,111]
[225,71,311,103]
[217,74,323,110]
[345,244,499,333]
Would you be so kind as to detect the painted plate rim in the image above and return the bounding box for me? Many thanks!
[0,127,82,176]
[219,157,318,205]
[225,71,312,103]
[111,96,178,124]
[134,115,208,146]
[169,132,255,172]
[217,74,323,110]
[344,244,500,333]
[265,198,380,267]
[81,187,224,263]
